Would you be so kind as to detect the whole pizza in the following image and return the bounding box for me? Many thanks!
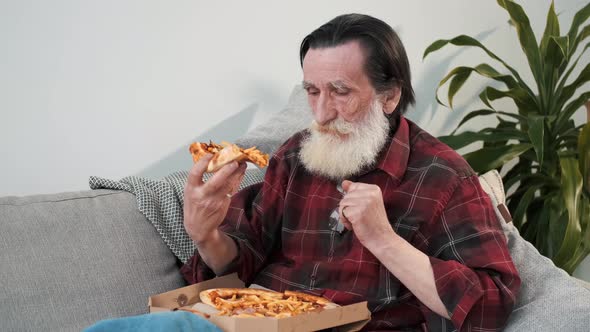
[199,288,338,318]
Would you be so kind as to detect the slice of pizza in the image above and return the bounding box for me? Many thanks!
[198,288,338,318]
[189,141,269,173]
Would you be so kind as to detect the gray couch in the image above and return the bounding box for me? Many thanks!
[2,87,589,331]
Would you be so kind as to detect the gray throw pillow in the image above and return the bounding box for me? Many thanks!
[89,168,266,264]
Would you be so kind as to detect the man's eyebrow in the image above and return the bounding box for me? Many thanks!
[303,81,352,90]
[330,80,351,90]
[302,81,316,89]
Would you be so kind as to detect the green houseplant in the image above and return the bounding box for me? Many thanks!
[423,0,590,274]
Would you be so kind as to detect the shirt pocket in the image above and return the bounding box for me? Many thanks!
[387,207,425,245]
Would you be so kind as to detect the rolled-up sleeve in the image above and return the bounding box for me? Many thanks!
[420,175,520,331]
[181,148,290,285]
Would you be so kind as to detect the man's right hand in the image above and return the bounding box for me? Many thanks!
[183,153,247,245]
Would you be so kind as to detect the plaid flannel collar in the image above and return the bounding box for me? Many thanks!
[374,116,411,184]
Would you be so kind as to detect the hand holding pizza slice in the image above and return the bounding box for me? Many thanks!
[189,141,269,173]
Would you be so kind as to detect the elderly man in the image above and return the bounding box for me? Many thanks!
[181,14,520,331]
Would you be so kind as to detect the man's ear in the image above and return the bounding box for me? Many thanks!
[381,86,402,115]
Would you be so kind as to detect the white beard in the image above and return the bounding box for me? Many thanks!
[299,98,391,180]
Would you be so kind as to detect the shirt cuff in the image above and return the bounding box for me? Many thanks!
[213,232,244,277]
[426,256,484,330]
[179,249,216,284]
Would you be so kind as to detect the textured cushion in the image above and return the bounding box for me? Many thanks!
[478,170,590,331]
[502,223,590,331]
[89,169,266,264]
[0,190,186,332]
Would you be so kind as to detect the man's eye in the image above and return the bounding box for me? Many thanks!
[335,90,349,96]
[306,90,319,96]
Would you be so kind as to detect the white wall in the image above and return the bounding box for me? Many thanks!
[1,0,587,197]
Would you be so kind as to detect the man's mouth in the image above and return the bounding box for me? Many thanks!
[314,126,351,139]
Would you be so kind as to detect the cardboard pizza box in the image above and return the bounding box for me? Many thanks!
[148,273,371,332]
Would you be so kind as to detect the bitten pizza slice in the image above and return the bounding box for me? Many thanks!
[189,141,269,173]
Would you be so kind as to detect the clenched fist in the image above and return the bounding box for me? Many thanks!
[338,180,397,252]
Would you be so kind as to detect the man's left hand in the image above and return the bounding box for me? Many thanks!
[339,180,397,251]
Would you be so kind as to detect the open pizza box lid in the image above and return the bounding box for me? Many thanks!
[148,273,371,332]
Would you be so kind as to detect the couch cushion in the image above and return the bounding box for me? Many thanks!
[478,170,590,331]
[0,189,186,332]
[501,222,590,331]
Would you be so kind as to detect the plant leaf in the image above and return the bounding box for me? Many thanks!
[481,86,535,114]
[562,197,590,272]
[512,183,545,229]
[544,36,569,90]
[547,196,567,259]
[540,1,560,56]
[527,115,545,166]
[423,34,537,103]
[447,70,472,109]
[556,91,590,134]
[423,39,453,59]
[567,2,590,55]
[555,42,590,97]
[504,158,534,191]
[479,89,496,110]
[535,196,555,257]
[556,61,590,113]
[471,63,519,87]
[439,128,527,151]
[570,24,590,57]
[463,143,533,173]
[553,157,583,268]
[580,122,590,195]
[497,0,543,88]
[451,109,526,135]
[504,172,558,195]
[439,64,527,109]
[434,66,470,107]
[484,118,520,151]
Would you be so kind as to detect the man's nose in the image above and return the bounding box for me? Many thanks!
[314,94,337,126]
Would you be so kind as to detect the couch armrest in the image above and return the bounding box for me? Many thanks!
[0,189,186,331]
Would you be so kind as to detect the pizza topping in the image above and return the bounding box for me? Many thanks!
[200,288,336,318]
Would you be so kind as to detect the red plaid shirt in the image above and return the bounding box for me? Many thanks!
[181,117,520,331]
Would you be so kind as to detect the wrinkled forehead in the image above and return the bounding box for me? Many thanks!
[302,41,371,89]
